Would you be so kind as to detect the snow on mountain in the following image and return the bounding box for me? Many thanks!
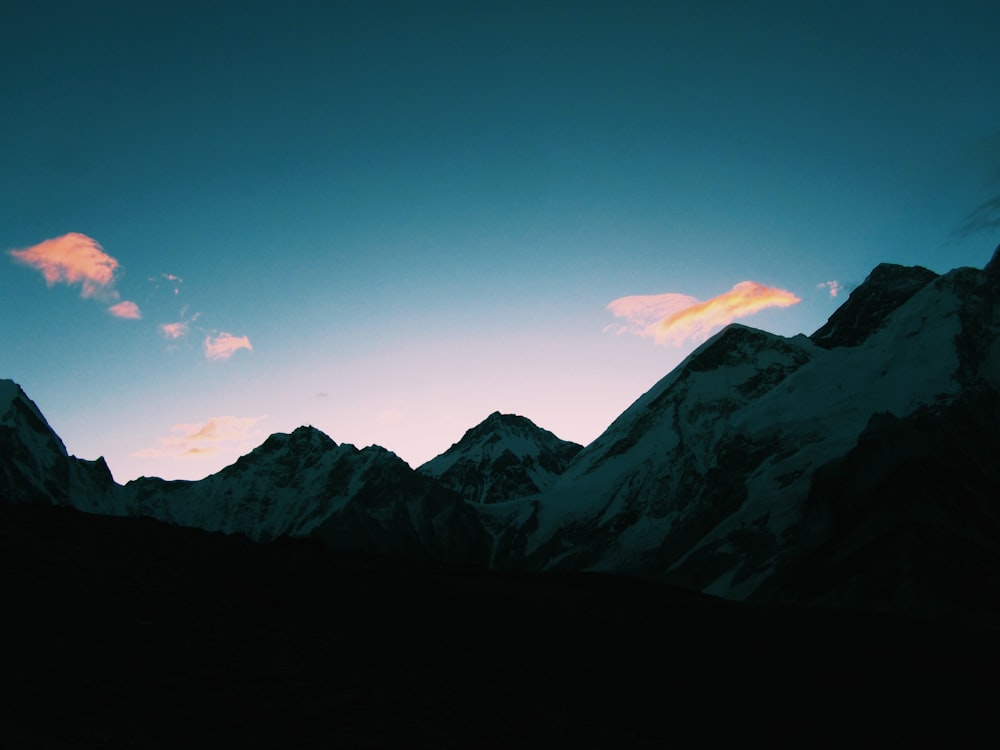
[0,397,491,560]
[1,379,69,504]
[4,245,1000,620]
[486,249,1000,618]
[810,263,938,349]
[418,411,582,504]
[1,379,117,508]
[120,425,492,560]
[490,325,819,575]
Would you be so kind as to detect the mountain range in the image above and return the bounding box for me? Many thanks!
[4,245,1000,623]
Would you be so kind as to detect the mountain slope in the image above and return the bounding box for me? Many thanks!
[810,262,939,348]
[0,379,118,509]
[487,249,1000,620]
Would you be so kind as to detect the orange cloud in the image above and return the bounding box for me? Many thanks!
[108,300,141,319]
[159,321,189,339]
[9,233,119,299]
[204,332,253,360]
[134,415,268,459]
[607,281,801,346]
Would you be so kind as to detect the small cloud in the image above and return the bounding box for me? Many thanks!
[163,272,183,295]
[817,280,842,298]
[205,332,253,360]
[108,300,141,319]
[134,415,268,459]
[9,232,120,300]
[607,281,801,346]
[159,321,189,339]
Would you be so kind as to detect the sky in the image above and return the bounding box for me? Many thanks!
[3,0,999,482]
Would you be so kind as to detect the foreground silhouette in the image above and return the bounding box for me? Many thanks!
[2,501,995,748]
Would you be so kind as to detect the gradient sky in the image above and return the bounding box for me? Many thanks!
[3,0,999,482]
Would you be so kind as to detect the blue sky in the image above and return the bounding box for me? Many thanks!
[3,1,999,481]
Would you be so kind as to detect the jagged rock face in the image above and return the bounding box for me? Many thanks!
[418,412,582,504]
[0,380,116,508]
[120,427,492,558]
[312,456,494,564]
[810,263,939,349]
[1,380,70,504]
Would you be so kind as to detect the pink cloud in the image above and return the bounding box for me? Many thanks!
[817,280,842,298]
[606,292,700,334]
[159,321,189,339]
[134,415,268,459]
[9,233,119,299]
[607,281,801,346]
[163,273,182,295]
[204,332,253,360]
[108,300,141,319]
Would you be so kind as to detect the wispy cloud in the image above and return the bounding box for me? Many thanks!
[955,195,1000,237]
[953,129,1000,239]
[162,272,183,295]
[204,332,253,360]
[108,300,142,319]
[159,321,189,339]
[9,232,120,300]
[817,280,842,298]
[134,415,268,459]
[607,281,801,346]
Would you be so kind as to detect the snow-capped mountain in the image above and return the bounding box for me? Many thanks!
[0,379,118,509]
[483,247,1000,618]
[0,389,491,561]
[122,426,490,556]
[4,245,1000,620]
[417,411,582,504]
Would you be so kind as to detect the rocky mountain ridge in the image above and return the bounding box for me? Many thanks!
[4,245,1000,621]
[417,411,582,504]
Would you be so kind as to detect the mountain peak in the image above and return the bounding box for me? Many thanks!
[469,411,540,437]
[810,262,938,349]
[1,379,50,430]
[419,412,583,504]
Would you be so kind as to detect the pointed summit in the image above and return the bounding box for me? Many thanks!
[810,263,938,349]
[1,379,73,505]
[419,412,582,504]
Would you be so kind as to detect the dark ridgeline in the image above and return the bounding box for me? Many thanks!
[3,246,1000,746]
